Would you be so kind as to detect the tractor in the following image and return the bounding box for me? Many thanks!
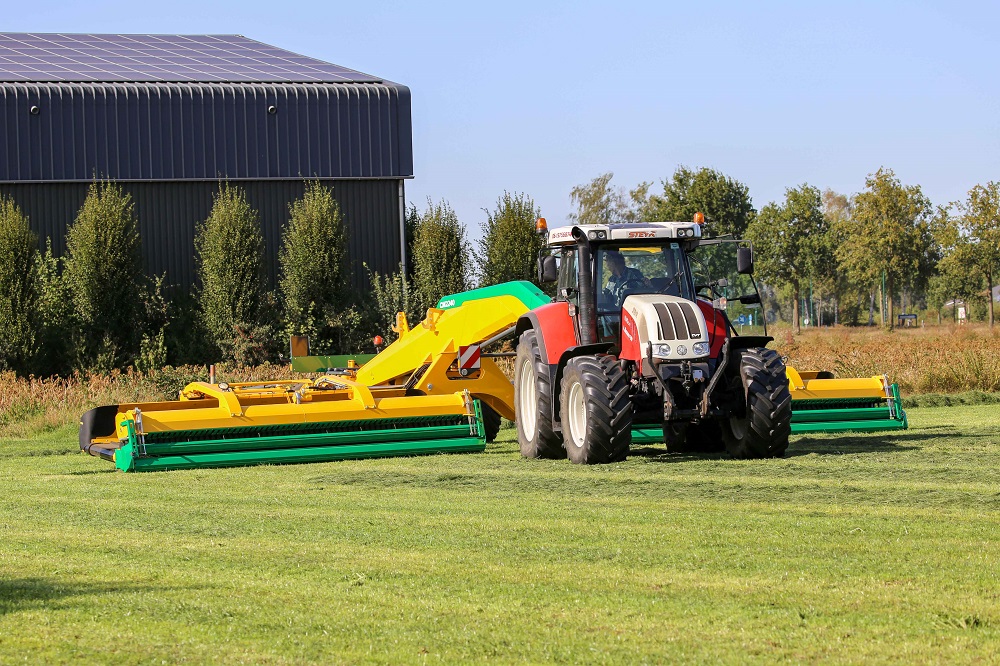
[514,217,791,463]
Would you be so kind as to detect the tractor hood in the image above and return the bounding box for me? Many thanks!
[621,294,711,362]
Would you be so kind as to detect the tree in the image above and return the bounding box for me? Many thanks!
[478,192,544,287]
[838,169,935,330]
[279,182,353,353]
[0,197,39,374]
[195,184,271,364]
[957,182,1000,327]
[411,199,471,314]
[569,173,649,225]
[745,185,828,333]
[643,166,755,236]
[62,182,146,371]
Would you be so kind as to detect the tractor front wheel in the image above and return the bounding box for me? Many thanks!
[515,330,564,458]
[722,348,791,458]
[560,355,632,464]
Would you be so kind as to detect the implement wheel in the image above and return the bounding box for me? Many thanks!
[481,402,502,443]
[722,348,791,459]
[560,355,632,464]
[515,330,564,458]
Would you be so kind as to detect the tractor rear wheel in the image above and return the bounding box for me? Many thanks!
[560,355,632,464]
[722,348,791,458]
[515,330,564,458]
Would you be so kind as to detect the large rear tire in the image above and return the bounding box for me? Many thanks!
[722,348,791,459]
[515,330,564,458]
[560,355,632,464]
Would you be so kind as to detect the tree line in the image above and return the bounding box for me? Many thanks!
[2,166,996,376]
[569,166,1000,331]
[0,183,543,377]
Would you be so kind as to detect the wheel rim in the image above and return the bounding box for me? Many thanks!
[566,381,587,449]
[518,357,537,437]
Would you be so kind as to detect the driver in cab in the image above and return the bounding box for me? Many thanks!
[604,251,649,306]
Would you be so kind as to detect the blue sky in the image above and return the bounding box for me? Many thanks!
[8,1,999,240]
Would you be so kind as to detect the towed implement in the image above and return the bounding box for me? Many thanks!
[80,221,906,472]
[80,282,549,472]
[788,370,906,433]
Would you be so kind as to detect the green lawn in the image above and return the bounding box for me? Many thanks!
[1,406,998,664]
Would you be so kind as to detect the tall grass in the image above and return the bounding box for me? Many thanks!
[779,323,1000,393]
[0,365,294,438]
[3,324,997,439]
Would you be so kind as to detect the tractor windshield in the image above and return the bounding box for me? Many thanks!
[594,243,694,343]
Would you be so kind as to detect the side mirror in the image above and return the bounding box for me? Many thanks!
[538,254,558,283]
[737,293,761,305]
[737,247,754,275]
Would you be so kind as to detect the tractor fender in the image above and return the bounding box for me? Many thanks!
[696,298,729,359]
[515,302,578,366]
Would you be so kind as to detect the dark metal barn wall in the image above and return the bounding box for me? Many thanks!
[0,82,413,181]
[0,179,400,291]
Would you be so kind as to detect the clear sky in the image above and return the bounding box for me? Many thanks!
[8,1,999,241]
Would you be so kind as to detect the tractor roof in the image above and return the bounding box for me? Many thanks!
[545,221,702,246]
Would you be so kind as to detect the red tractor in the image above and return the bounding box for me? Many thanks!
[514,218,791,464]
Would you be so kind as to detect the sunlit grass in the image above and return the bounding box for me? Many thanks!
[1,405,998,663]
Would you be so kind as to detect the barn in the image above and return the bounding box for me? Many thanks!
[0,33,412,289]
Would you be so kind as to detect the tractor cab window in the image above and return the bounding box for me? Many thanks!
[594,243,693,344]
[690,240,768,335]
[556,248,578,302]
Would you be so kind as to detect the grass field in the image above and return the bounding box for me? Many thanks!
[2,405,999,664]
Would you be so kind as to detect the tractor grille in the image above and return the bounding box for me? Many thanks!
[653,302,703,341]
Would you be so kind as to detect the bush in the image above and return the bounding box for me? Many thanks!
[62,182,146,372]
[0,197,39,375]
[368,264,424,344]
[478,192,543,287]
[279,182,354,354]
[412,199,471,314]
[195,184,274,365]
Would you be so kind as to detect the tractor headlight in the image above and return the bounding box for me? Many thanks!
[692,342,710,356]
[588,230,598,239]
[654,344,671,356]
[676,344,688,356]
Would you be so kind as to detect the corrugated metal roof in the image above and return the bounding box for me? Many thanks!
[0,33,382,83]
[0,81,413,180]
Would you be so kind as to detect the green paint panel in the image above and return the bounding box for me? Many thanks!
[631,427,664,444]
[791,419,908,434]
[140,424,475,456]
[791,407,896,423]
[126,437,486,472]
[436,281,550,311]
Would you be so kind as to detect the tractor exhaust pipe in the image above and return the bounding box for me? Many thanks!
[572,228,598,345]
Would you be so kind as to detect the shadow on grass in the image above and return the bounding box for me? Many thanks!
[787,436,921,456]
[0,577,205,616]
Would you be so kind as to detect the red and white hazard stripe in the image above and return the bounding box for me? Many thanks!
[458,344,481,372]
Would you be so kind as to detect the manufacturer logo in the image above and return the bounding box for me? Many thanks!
[627,231,656,239]
[438,298,456,308]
